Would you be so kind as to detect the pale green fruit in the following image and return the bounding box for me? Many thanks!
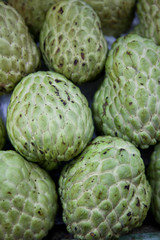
[84,0,136,37]
[0,117,6,149]
[92,34,160,149]
[7,0,57,36]
[0,1,40,95]
[0,150,58,240]
[7,71,94,171]
[134,0,160,45]
[59,136,151,240]
[39,0,107,84]
[147,143,160,224]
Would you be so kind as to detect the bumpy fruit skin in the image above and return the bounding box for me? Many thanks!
[59,136,151,240]
[84,0,136,37]
[0,1,40,95]
[147,143,160,224]
[7,71,94,171]
[0,150,58,240]
[7,0,57,36]
[39,0,107,84]
[92,34,160,149]
[0,117,6,149]
[134,0,160,45]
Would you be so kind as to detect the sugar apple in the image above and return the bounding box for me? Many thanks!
[134,0,160,45]
[39,0,107,84]
[0,1,40,95]
[147,143,160,224]
[6,71,94,171]
[92,34,160,149]
[83,0,136,37]
[59,135,151,240]
[0,117,6,149]
[7,0,57,37]
[0,150,58,240]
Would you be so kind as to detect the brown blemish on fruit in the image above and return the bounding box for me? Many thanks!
[59,7,64,14]
[127,212,131,217]
[81,52,85,60]
[74,59,78,65]
[102,101,108,115]
[136,198,140,207]
[90,232,96,237]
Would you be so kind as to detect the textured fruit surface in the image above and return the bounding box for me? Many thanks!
[84,0,136,37]
[134,0,160,45]
[59,136,151,240]
[0,1,40,95]
[7,71,94,170]
[0,150,58,240]
[148,143,160,224]
[7,0,57,36]
[39,0,107,84]
[92,34,160,149]
[0,117,6,149]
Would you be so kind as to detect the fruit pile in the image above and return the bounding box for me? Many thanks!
[0,0,160,239]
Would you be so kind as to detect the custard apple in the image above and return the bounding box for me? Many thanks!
[39,0,107,84]
[134,0,160,45]
[6,71,94,171]
[0,117,6,149]
[7,0,57,37]
[83,0,136,37]
[0,1,40,95]
[147,143,160,224]
[0,150,58,240]
[92,34,160,149]
[59,135,151,240]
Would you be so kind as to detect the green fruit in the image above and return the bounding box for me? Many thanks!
[92,34,160,149]
[0,1,40,95]
[7,71,94,171]
[147,143,160,224]
[0,117,6,149]
[7,0,57,36]
[0,150,58,240]
[59,136,151,240]
[134,0,160,45]
[39,0,107,84]
[84,0,136,37]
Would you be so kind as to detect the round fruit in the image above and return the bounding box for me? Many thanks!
[7,71,94,170]
[148,143,160,224]
[92,34,160,149]
[84,0,136,37]
[134,0,160,45]
[59,136,151,240]
[7,0,57,36]
[39,0,107,84]
[0,117,6,149]
[0,150,58,240]
[0,1,40,95]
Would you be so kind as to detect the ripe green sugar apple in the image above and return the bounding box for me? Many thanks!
[59,136,151,240]
[0,150,58,240]
[92,34,160,149]
[0,117,6,149]
[134,0,160,45]
[0,1,40,95]
[39,0,107,84]
[7,71,94,171]
[83,0,136,37]
[7,0,57,36]
[147,143,160,224]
